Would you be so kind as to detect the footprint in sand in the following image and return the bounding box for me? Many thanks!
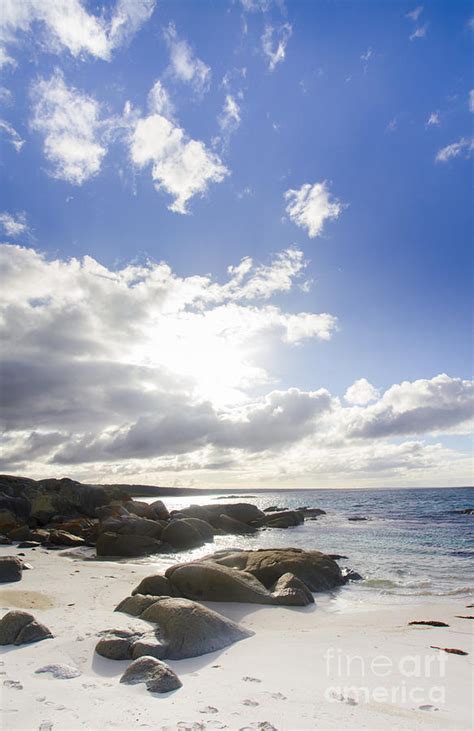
[239,724,278,731]
[3,679,23,690]
[242,676,262,683]
[199,707,218,714]
[242,699,259,707]
[270,693,286,701]
[419,704,439,712]
[39,723,53,731]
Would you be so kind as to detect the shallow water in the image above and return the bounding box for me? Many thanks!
[137,487,474,605]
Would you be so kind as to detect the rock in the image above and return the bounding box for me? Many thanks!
[96,531,162,557]
[115,594,161,617]
[178,502,264,526]
[161,520,204,551]
[30,529,50,543]
[0,610,52,645]
[8,525,31,541]
[15,619,53,645]
[171,505,213,523]
[261,510,304,529]
[263,506,283,513]
[35,663,81,679]
[342,569,363,581]
[131,574,173,597]
[17,541,41,548]
[0,556,23,583]
[409,620,450,627]
[52,517,95,538]
[166,561,277,604]
[48,529,85,547]
[0,535,12,545]
[120,656,182,693]
[270,572,314,606]
[99,515,164,539]
[299,507,326,517]
[454,508,474,515]
[181,517,215,542]
[216,514,257,535]
[0,509,20,534]
[130,638,167,660]
[209,548,345,592]
[124,500,156,519]
[95,629,142,660]
[149,500,170,521]
[139,597,252,659]
[348,516,369,522]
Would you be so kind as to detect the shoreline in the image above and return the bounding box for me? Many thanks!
[1,546,472,730]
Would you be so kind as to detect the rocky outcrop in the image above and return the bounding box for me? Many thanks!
[96,531,162,557]
[120,656,182,693]
[271,572,315,606]
[207,548,345,592]
[165,561,278,604]
[161,520,204,550]
[215,514,257,535]
[131,574,173,597]
[0,610,53,645]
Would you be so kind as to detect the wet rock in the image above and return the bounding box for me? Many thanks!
[409,620,449,627]
[348,516,369,522]
[342,569,363,581]
[120,655,182,693]
[0,556,23,583]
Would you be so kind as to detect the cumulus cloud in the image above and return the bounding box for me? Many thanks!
[1,245,471,485]
[163,23,211,96]
[0,119,25,151]
[435,137,474,163]
[0,0,155,66]
[261,23,292,72]
[284,181,345,238]
[344,378,379,406]
[130,110,228,213]
[30,70,107,184]
[0,212,29,238]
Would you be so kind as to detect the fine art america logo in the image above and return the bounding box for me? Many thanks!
[324,648,447,708]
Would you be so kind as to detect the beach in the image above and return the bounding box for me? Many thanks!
[1,545,472,731]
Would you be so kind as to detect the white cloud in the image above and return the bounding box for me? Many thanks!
[344,378,379,406]
[30,70,107,185]
[0,0,155,66]
[284,181,345,238]
[435,137,474,163]
[163,23,211,96]
[409,24,427,41]
[147,80,175,119]
[426,111,440,127]
[130,110,228,214]
[261,23,292,72]
[360,47,373,62]
[0,212,29,238]
[386,118,397,133]
[0,119,24,151]
[469,90,474,113]
[216,94,241,149]
[406,6,423,22]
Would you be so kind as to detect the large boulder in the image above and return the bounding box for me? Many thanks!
[216,514,257,535]
[161,520,204,551]
[115,594,162,617]
[139,597,252,659]
[99,515,164,539]
[0,556,23,583]
[96,531,162,557]
[120,656,182,693]
[0,509,20,534]
[96,629,143,660]
[48,529,85,547]
[124,500,156,520]
[177,502,264,527]
[148,500,170,521]
[181,517,215,542]
[0,610,52,645]
[131,574,173,597]
[208,548,345,592]
[165,561,276,604]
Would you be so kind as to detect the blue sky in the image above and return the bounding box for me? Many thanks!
[0,0,472,487]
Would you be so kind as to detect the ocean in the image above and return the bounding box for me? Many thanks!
[139,487,474,607]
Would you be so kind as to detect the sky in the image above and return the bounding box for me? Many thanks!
[0,0,472,489]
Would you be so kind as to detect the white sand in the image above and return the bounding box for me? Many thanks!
[1,546,472,731]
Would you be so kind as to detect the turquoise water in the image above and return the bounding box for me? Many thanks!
[141,487,474,604]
